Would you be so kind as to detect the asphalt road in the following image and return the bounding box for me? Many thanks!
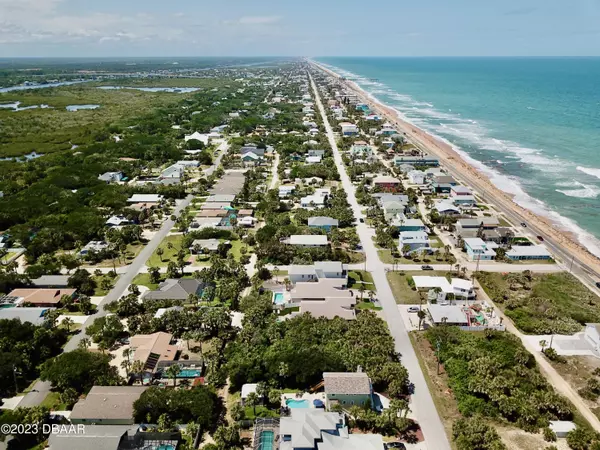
[18,196,196,407]
[310,72,451,450]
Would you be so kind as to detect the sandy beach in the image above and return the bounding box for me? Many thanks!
[310,61,600,277]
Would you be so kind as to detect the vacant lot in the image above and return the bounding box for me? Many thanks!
[147,235,188,267]
[477,271,600,334]
[387,270,452,304]
[348,270,376,292]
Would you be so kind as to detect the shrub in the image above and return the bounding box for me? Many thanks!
[543,427,557,442]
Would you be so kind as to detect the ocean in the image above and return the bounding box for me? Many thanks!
[316,57,600,257]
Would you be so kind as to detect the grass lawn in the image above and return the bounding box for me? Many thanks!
[429,236,444,248]
[147,235,188,267]
[83,241,145,268]
[410,332,459,446]
[228,239,252,262]
[244,405,279,420]
[92,274,119,296]
[40,392,67,411]
[132,273,165,290]
[348,270,376,292]
[476,271,600,334]
[355,301,382,311]
[498,217,512,227]
[378,249,456,266]
[271,270,288,276]
[386,270,453,304]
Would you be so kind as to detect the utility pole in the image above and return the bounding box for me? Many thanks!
[436,339,442,375]
[569,255,574,274]
[13,365,19,395]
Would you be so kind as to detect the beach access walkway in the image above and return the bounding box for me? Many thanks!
[309,72,452,450]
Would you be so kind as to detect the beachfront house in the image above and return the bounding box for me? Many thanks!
[323,372,373,409]
[394,155,440,167]
[428,304,469,326]
[464,238,497,261]
[506,245,552,261]
[399,231,430,254]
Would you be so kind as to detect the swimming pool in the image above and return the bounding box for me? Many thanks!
[273,292,285,305]
[286,398,310,408]
[258,430,274,450]
[178,368,201,378]
[155,446,175,450]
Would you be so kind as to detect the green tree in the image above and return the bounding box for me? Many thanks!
[246,391,259,416]
[166,364,181,388]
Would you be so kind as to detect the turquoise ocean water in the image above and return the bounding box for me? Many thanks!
[316,57,600,257]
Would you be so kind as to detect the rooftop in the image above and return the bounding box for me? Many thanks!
[70,386,147,421]
[428,305,469,324]
[323,372,371,395]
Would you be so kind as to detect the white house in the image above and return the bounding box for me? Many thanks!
[506,245,552,261]
[340,122,359,136]
[301,194,326,208]
[98,172,123,183]
[464,238,496,261]
[279,185,296,198]
[288,261,347,285]
[305,155,322,165]
[127,194,163,203]
[407,170,426,185]
[288,235,329,247]
[106,215,130,227]
[184,132,210,146]
[399,231,430,254]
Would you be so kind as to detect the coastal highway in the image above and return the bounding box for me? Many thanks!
[310,72,451,450]
[312,61,600,295]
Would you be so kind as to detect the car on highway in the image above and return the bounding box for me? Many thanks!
[521,222,527,227]
[421,265,434,270]
[596,282,600,289]
[359,218,365,223]
[537,235,544,241]
[407,306,420,313]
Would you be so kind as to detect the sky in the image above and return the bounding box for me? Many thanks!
[1,0,600,57]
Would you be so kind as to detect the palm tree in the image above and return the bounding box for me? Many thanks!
[61,317,74,333]
[417,310,427,331]
[131,360,146,384]
[358,284,366,301]
[246,392,259,416]
[454,264,461,276]
[166,364,181,388]
[78,337,91,350]
[156,247,164,262]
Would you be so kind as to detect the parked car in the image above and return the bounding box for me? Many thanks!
[359,218,365,223]
[407,306,420,313]
[421,265,434,270]
[386,443,406,449]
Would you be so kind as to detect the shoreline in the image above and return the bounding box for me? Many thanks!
[309,60,600,277]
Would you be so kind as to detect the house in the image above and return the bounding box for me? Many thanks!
[380,123,396,135]
[381,200,407,220]
[70,386,148,425]
[0,307,53,326]
[143,279,205,300]
[428,305,469,326]
[451,185,473,197]
[161,164,184,180]
[308,216,339,231]
[434,200,461,216]
[238,216,256,227]
[308,149,326,158]
[288,235,328,247]
[30,275,70,288]
[407,170,426,185]
[106,215,130,227]
[290,279,353,302]
[241,383,259,406]
[549,421,577,439]
[585,324,600,353]
[464,238,497,261]
[397,163,415,174]
[506,245,552,261]
[189,239,222,254]
[279,185,296,198]
[241,152,261,163]
[399,231,430,254]
[349,142,371,157]
[98,171,123,183]
[305,155,322,165]
[394,218,427,232]
[373,175,402,192]
[207,194,236,203]
[339,122,359,136]
[280,409,384,450]
[287,261,347,285]
[301,194,327,208]
[394,155,440,167]
[324,372,373,409]
[240,146,265,157]
[79,240,110,256]
[48,425,180,450]
[153,306,184,319]
[453,195,476,206]
[6,288,76,307]
[184,131,210,146]
[129,332,178,372]
[127,194,163,203]
[294,297,356,321]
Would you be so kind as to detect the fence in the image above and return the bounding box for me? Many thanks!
[459,325,506,332]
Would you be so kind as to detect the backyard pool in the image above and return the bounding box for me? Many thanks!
[178,368,202,378]
[285,399,310,408]
[258,430,274,450]
[273,292,285,305]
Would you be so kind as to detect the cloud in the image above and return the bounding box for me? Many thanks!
[504,7,538,16]
[228,15,282,25]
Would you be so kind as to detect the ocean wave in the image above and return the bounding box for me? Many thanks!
[577,166,600,180]
[556,180,600,199]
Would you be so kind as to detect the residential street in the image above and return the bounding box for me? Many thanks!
[18,195,196,407]
[310,73,452,450]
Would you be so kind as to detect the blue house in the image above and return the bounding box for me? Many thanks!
[395,218,427,232]
[308,216,339,232]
